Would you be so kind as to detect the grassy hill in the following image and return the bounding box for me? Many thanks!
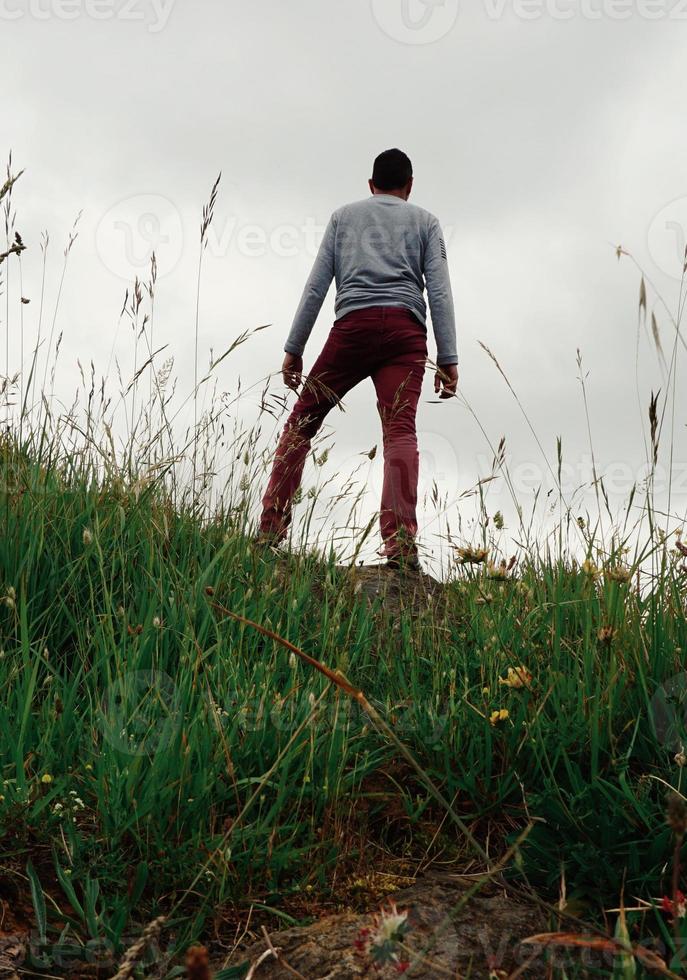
[2,433,687,975]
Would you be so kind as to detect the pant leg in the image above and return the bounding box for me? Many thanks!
[260,313,379,539]
[372,310,428,558]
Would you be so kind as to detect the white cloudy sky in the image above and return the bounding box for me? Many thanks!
[3,0,687,569]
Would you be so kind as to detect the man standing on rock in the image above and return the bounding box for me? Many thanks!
[258,148,458,572]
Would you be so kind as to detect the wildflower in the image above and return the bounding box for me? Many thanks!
[482,686,490,695]
[662,891,687,921]
[289,652,297,669]
[84,763,93,771]
[0,795,4,803]
[514,580,533,600]
[489,709,509,726]
[3,594,15,610]
[675,751,687,768]
[355,901,410,972]
[152,616,162,628]
[82,527,93,546]
[499,666,532,689]
[41,773,53,784]
[486,561,510,581]
[456,546,488,565]
[581,559,599,580]
[606,565,632,584]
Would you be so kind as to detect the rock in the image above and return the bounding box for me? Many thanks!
[218,873,546,978]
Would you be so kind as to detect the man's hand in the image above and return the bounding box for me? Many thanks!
[282,352,303,391]
[434,363,458,399]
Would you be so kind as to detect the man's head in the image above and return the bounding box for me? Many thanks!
[369,148,413,199]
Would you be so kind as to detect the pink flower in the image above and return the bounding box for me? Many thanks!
[662,891,687,920]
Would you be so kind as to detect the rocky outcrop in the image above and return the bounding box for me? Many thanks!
[218,873,546,978]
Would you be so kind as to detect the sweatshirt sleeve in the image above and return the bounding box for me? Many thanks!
[284,213,337,357]
[424,217,458,366]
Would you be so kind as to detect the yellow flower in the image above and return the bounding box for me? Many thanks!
[581,559,599,579]
[489,709,509,726]
[482,686,490,695]
[41,773,53,784]
[499,666,532,689]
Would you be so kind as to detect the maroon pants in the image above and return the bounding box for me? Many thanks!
[260,305,428,558]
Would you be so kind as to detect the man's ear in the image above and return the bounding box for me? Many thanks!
[405,176,414,199]
[368,178,376,195]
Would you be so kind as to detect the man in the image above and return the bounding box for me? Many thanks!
[258,148,458,572]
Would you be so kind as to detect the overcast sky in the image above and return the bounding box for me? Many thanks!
[4,0,687,569]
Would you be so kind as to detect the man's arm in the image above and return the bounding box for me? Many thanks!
[283,213,337,359]
[424,217,458,397]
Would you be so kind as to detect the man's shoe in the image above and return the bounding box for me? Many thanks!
[386,553,422,574]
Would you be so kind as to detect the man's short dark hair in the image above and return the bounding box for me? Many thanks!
[372,148,413,192]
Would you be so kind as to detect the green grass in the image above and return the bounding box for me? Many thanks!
[2,434,687,972]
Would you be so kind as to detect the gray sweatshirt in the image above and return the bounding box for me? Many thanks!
[284,194,458,366]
